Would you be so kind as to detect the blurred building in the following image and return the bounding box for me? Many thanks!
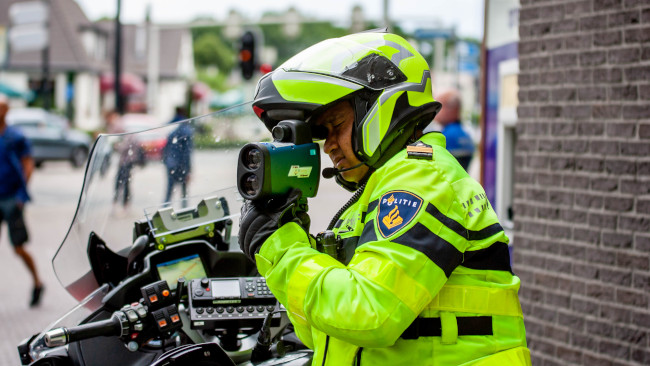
[483,1,650,365]
[0,0,196,130]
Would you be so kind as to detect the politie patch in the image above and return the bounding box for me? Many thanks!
[376,190,424,238]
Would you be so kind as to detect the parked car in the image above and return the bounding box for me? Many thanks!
[6,108,91,168]
[120,113,167,161]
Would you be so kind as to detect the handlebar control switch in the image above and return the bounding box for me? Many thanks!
[152,305,183,333]
[141,280,174,310]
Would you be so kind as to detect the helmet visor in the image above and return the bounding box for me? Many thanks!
[278,37,406,90]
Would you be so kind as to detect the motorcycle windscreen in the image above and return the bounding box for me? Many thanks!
[52,102,266,300]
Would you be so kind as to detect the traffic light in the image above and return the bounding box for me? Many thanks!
[239,31,256,80]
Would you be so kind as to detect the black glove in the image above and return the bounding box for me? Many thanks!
[238,189,310,262]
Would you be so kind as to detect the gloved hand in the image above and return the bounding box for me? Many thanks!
[238,189,310,262]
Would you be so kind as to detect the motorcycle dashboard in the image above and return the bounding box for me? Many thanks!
[147,241,216,291]
[155,253,207,290]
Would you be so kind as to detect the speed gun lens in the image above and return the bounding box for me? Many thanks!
[242,174,260,196]
[245,148,263,170]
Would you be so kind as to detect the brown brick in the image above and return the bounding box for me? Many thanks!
[581,15,609,31]
[624,65,650,80]
[586,318,615,337]
[622,104,650,119]
[594,67,623,82]
[620,179,650,194]
[562,139,589,153]
[616,288,648,307]
[576,193,604,208]
[604,159,635,174]
[638,199,650,214]
[599,339,630,360]
[620,142,650,156]
[594,31,623,46]
[574,262,599,279]
[608,47,641,64]
[610,85,638,100]
[604,196,634,211]
[631,347,650,365]
[588,212,617,229]
[591,140,619,155]
[572,332,599,352]
[591,177,618,191]
[561,209,588,223]
[576,157,604,172]
[617,251,649,270]
[553,53,578,67]
[625,27,650,43]
[640,123,650,138]
[572,297,601,314]
[550,156,576,170]
[578,87,607,101]
[602,231,634,248]
[592,105,622,118]
[599,267,632,285]
[566,34,594,50]
[581,51,608,66]
[600,304,632,323]
[606,122,636,137]
[595,0,623,11]
[608,10,641,26]
[556,345,584,364]
[632,272,650,291]
[619,215,650,231]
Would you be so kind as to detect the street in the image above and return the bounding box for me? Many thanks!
[0,149,350,365]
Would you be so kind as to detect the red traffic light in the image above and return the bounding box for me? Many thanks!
[239,49,252,62]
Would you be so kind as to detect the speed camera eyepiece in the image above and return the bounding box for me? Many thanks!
[245,148,263,170]
[242,174,260,196]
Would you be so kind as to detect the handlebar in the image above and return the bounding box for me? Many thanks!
[44,313,126,347]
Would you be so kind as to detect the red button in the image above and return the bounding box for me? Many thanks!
[149,295,158,303]
[158,319,167,327]
[171,315,180,323]
[162,290,170,297]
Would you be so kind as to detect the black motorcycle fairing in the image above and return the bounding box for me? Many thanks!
[87,232,128,287]
[150,343,236,366]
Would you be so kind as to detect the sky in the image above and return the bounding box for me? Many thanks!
[74,0,485,40]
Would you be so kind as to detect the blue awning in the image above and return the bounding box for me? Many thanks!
[0,81,34,101]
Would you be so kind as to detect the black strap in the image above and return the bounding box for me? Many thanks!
[401,316,493,340]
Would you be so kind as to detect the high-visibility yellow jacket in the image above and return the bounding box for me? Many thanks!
[255,132,531,365]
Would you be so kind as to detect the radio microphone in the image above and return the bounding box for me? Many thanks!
[322,162,365,179]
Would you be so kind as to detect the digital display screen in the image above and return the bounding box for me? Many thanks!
[212,280,241,299]
[156,254,208,290]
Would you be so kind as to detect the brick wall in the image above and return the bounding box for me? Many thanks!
[515,1,650,365]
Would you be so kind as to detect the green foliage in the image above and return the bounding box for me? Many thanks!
[259,22,348,66]
[193,32,236,73]
[196,69,230,92]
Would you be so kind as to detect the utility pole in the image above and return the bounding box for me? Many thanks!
[114,0,123,114]
[383,0,390,31]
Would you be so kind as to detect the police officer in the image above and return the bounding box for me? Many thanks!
[239,31,530,365]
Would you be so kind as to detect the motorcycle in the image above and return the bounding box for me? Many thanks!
[17,103,313,366]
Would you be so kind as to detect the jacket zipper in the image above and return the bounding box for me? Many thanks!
[321,335,330,366]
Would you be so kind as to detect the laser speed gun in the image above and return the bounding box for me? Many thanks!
[237,120,320,201]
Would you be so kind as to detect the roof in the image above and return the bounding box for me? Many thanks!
[96,20,191,80]
[1,0,191,79]
[0,0,107,73]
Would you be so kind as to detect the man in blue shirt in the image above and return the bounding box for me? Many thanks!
[433,89,475,171]
[0,95,43,307]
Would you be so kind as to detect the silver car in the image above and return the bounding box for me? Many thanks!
[6,108,91,168]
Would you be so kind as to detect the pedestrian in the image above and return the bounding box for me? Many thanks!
[112,114,140,215]
[0,94,44,307]
[239,31,530,365]
[432,89,476,171]
[162,107,193,206]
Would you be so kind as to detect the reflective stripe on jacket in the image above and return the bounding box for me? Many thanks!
[256,132,530,366]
